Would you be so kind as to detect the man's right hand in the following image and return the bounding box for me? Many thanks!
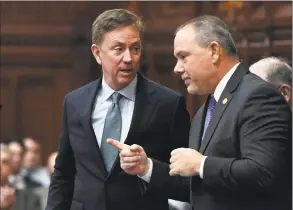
[107,139,150,176]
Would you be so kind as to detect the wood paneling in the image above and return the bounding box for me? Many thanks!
[0,1,291,163]
[18,76,55,163]
[0,1,119,163]
[1,68,71,163]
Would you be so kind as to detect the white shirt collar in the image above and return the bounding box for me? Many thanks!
[213,62,240,102]
[99,75,137,103]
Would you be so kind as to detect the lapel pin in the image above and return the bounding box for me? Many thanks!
[223,98,228,104]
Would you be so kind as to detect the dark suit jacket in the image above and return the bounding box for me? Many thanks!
[146,62,292,210]
[14,189,41,210]
[45,73,190,210]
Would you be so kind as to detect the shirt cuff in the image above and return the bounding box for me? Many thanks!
[199,156,208,179]
[138,158,153,183]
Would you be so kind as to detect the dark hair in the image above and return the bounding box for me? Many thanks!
[92,9,144,45]
[175,15,237,56]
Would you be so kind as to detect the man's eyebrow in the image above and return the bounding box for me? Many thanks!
[174,51,180,57]
[130,40,141,46]
[111,40,141,46]
[111,41,124,46]
[174,50,186,58]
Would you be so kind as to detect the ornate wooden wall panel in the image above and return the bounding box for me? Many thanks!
[1,2,291,160]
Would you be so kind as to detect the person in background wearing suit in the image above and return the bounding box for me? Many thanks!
[250,56,292,109]
[45,9,190,210]
[109,15,292,210]
[1,144,41,210]
[33,152,58,210]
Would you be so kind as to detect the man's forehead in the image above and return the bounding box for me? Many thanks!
[105,26,140,39]
[100,35,141,48]
[175,25,196,40]
[9,142,22,149]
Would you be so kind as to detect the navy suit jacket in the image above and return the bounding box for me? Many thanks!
[45,73,190,210]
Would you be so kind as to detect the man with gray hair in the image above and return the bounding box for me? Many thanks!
[250,57,292,108]
[110,15,292,210]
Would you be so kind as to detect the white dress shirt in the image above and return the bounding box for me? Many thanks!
[92,75,137,147]
[20,167,51,187]
[140,62,240,182]
[8,174,26,190]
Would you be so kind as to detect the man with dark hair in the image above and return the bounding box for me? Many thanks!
[46,9,190,210]
[250,56,292,108]
[110,15,292,210]
[22,137,50,188]
[7,140,26,190]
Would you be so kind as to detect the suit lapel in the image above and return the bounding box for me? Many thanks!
[80,78,108,178]
[124,73,156,145]
[199,93,232,153]
[189,105,205,150]
[199,62,250,154]
[108,73,156,176]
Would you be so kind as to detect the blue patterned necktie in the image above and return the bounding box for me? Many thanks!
[100,92,122,172]
[202,95,217,139]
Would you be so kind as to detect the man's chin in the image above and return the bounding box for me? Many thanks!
[187,86,206,96]
[187,86,197,95]
[118,76,136,88]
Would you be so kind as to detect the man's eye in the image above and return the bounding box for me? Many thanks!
[179,55,186,60]
[131,47,141,54]
[115,47,123,51]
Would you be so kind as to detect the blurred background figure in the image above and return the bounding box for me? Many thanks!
[7,140,26,190]
[1,143,41,210]
[250,57,292,109]
[33,152,57,210]
[21,137,50,188]
[47,152,57,176]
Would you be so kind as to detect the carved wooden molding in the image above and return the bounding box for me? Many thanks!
[1,25,71,36]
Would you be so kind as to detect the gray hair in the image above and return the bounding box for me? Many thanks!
[250,57,292,87]
[175,15,238,56]
[92,9,144,45]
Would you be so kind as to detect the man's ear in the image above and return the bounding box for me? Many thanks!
[279,84,291,103]
[209,41,220,64]
[91,44,102,65]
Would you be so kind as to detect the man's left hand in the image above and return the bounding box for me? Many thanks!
[169,148,205,177]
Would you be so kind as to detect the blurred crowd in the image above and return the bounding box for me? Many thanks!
[1,137,57,210]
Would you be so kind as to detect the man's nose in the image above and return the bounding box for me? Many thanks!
[123,49,132,63]
[174,62,183,74]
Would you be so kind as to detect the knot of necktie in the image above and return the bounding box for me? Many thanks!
[112,92,122,104]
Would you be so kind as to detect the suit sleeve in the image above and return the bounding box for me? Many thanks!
[46,96,75,210]
[144,95,191,202]
[200,85,292,193]
[169,95,191,150]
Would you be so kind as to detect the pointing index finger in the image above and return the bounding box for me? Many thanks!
[107,138,130,151]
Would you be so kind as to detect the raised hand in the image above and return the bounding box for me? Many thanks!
[169,148,205,177]
[107,139,150,176]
